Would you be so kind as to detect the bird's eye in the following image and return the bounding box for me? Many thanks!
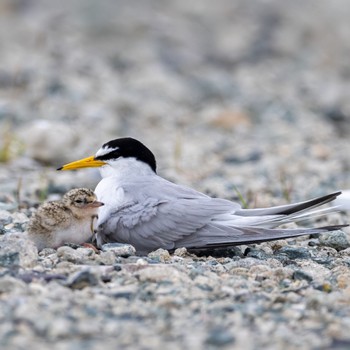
[75,199,84,204]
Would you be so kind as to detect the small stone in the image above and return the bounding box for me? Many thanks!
[135,265,190,283]
[0,210,12,224]
[101,243,136,257]
[39,248,57,257]
[0,275,27,294]
[336,274,350,289]
[55,246,95,264]
[244,247,272,260]
[11,212,29,225]
[293,270,313,282]
[311,256,334,267]
[339,248,350,257]
[269,240,289,251]
[319,231,350,251]
[174,247,188,257]
[57,246,83,263]
[136,258,148,265]
[205,328,235,346]
[66,269,100,289]
[97,251,117,265]
[225,257,269,271]
[47,318,74,339]
[0,251,19,267]
[148,248,171,262]
[0,235,38,268]
[275,246,311,260]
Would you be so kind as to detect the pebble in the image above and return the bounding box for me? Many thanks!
[292,269,313,282]
[245,247,272,260]
[101,243,136,257]
[318,231,350,251]
[0,210,12,224]
[174,247,189,257]
[205,328,235,346]
[275,246,312,260]
[135,265,190,283]
[98,251,119,265]
[0,234,37,268]
[148,248,172,262]
[66,269,100,290]
[57,246,94,264]
[0,275,27,294]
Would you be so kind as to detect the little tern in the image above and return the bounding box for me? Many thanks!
[58,137,346,254]
[27,188,104,251]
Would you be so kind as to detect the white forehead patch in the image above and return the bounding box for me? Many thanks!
[95,146,118,158]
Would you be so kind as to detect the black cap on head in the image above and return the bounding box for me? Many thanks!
[95,137,157,173]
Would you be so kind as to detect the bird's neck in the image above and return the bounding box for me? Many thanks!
[99,157,155,179]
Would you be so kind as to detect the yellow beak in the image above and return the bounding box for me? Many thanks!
[57,156,106,171]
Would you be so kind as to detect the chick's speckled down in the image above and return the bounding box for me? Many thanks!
[27,188,103,250]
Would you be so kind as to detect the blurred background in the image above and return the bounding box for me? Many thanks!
[0,0,349,207]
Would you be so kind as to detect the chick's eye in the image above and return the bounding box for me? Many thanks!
[75,199,84,204]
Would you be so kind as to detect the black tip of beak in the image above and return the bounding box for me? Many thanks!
[57,167,63,171]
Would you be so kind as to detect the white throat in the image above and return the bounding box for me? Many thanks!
[99,157,155,179]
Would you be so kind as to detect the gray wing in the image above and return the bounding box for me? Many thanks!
[173,191,345,249]
[96,177,344,253]
[96,177,240,253]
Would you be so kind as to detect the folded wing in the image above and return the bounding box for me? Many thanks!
[96,177,344,254]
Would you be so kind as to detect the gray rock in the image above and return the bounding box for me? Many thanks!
[0,210,12,224]
[148,248,171,262]
[0,251,19,267]
[97,251,118,265]
[0,234,38,268]
[319,231,350,251]
[245,247,272,260]
[66,269,100,290]
[0,275,27,294]
[56,246,95,264]
[174,247,188,257]
[293,269,313,282]
[135,265,190,283]
[225,257,269,270]
[101,243,136,257]
[275,246,311,260]
[39,248,57,257]
[205,328,235,346]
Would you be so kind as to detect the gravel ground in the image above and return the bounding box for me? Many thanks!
[1,1,350,349]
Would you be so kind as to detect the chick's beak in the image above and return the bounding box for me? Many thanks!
[87,201,104,208]
[57,156,106,171]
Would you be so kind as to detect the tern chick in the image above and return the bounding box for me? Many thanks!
[27,188,104,251]
[58,137,347,255]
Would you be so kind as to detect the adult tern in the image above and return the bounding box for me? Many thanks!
[58,137,345,254]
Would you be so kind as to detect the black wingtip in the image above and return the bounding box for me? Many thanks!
[320,224,349,231]
[279,191,342,215]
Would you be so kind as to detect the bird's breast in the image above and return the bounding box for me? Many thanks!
[95,178,130,227]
